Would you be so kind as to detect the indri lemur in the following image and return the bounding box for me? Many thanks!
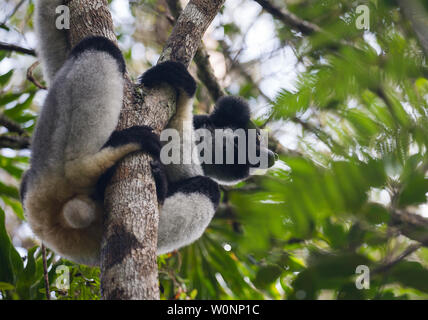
[20,0,276,266]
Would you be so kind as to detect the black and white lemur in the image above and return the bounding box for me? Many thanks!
[20,0,276,266]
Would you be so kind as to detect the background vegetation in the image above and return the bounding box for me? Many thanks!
[1,0,428,300]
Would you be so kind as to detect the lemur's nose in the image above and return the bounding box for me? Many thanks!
[267,150,278,168]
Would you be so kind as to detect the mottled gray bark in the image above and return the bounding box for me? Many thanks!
[398,0,428,57]
[68,0,225,300]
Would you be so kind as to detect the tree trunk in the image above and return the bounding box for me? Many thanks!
[67,0,225,300]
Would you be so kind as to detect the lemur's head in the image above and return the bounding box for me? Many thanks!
[194,96,277,185]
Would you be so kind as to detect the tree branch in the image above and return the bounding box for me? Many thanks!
[0,135,30,149]
[194,47,226,102]
[374,243,422,274]
[27,61,47,90]
[41,244,51,300]
[253,0,358,51]
[0,114,27,136]
[253,0,322,35]
[158,1,225,66]
[165,0,225,102]
[391,209,428,244]
[218,39,272,102]
[1,0,26,26]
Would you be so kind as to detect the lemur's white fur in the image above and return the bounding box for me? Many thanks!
[158,193,215,255]
[163,93,204,182]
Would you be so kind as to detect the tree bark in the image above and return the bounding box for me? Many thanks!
[67,0,225,300]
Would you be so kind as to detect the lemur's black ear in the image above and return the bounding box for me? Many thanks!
[209,96,251,129]
[70,36,126,74]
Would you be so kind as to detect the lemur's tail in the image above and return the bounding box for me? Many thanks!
[25,189,103,266]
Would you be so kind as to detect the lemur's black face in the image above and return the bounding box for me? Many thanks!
[193,96,277,184]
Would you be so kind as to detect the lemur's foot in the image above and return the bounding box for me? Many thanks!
[97,126,163,201]
[150,160,168,204]
[139,61,196,97]
[103,125,161,159]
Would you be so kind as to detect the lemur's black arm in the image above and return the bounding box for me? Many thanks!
[139,61,196,97]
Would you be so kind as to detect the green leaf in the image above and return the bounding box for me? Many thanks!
[0,207,23,284]
[359,203,390,224]
[398,174,428,207]
[4,93,35,119]
[0,70,13,86]
[0,93,21,107]
[253,265,283,290]
[291,251,371,299]
[0,282,15,291]
[388,261,428,293]
[323,219,348,249]
[223,23,240,36]
[2,197,25,220]
[0,181,20,200]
